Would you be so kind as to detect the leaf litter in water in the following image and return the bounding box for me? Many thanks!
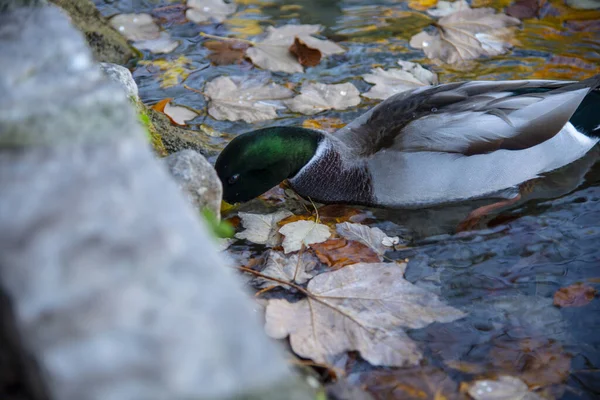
[362,60,438,100]
[285,82,361,115]
[265,262,466,367]
[235,210,293,247]
[310,238,381,269]
[553,282,597,307]
[246,24,345,73]
[151,98,199,125]
[410,5,520,65]
[336,222,401,256]
[202,75,294,123]
[279,220,332,253]
[427,0,471,17]
[289,37,322,67]
[253,250,318,289]
[109,13,179,54]
[204,40,250,65]
[186,0,236,23]
[468,376,543,400]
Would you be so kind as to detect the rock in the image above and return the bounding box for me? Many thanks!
[164,150,223,219]
[49,0,136,64]
[0,5,313,400]
[100,62,138,100]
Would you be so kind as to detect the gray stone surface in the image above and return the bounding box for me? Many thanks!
[164,149,223,219]
[100,62,138,100]
[0,5,312,400]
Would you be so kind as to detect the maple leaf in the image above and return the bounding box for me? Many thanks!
[235,210,293,247]
[310,238,381,268]
[468,376,542,400]
[246,24,344,73]
[409,8,520,64]
[362,60,438,100]
[254,250,318,289]
[186,0,236,23]
[278,220,331,253]
[204,40,249,65]
[553,282,596,307]
[289,37,322,67]
[203,76,294,123]
[152,98,198,125]
[336,222,400,256]
[265,262,466,367]
[285,82,361,115]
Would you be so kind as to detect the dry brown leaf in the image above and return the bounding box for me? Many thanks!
[265,262,466,366]
[254,250,317,289]
[285,82,361,115]
[289,36,322,67]
[203,76,294,123]
[553,282,596,308]
[354,366,463,400]
[409,8,520,64]
[204,40,249,65]
[310,238,381,269]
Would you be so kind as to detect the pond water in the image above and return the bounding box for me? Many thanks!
[95,0,600,398]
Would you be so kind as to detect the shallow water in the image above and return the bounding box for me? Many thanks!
[95,0,600,397]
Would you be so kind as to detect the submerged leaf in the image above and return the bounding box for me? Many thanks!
[235,210,294,246]
[336,222,395,256]
[186,0,236,23]
[427,0,471,17]
[203,76,294,122]
[362,60,438,100]
[110,13,160,41]
[254,250,318,289]
[553,282,596,308]
[285,82,361,115]
[410,8,520,64]
[265,262,466,366]
[204,40,249,65]
[133,31,179,54]
[311,238,381,268]
[468,376,542,400]
[279,220,331,253]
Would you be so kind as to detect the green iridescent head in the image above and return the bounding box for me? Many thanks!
[215,127,323,203]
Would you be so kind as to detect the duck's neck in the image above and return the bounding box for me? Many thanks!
[261,127,325,178]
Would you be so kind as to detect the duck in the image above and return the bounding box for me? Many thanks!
[215,74,600,225]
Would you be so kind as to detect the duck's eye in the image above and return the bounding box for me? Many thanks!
[228,174,240,185]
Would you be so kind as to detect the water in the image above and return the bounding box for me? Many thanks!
[95,0,600,397]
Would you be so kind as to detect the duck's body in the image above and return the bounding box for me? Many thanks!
[216,75,600,209]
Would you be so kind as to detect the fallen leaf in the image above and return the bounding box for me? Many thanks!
[285,82,361,115]
[362,60,438,100]
[279,220,331,253]
[110,13,159,41]
[246,24,344,73]
[317,204,363,223]
[506,0,540,19]
[290,37,322,67]
[302,117,347,133]
[254,250,317,289]
[152,4,188,25]
[355,366,462,400]
[204,40,249,65]
[468,376,543,400]
[138,56,194,88]
[133,31,179,54]
[311,238,381,268]
[203,76,294,123]
[186,0,236,23]
[265,262,466,366]
[408,0,440,12]
[410,8,520,64]
[336,222,395,256]
[553,282,596,307]
[235,210,293,247]
[427,0,471,17]
[152,98,198,125]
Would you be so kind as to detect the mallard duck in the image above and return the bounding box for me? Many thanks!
[216,75,600,217]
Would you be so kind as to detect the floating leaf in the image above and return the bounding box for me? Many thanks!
[279,220,331,253]
[408,0,439,12]
[427,0,471,17]
[152,3,188,25]
[410,8,520,64]
[133,31,179,54]
[302,117,347,133]
[152,98,198,125]
[203,76,294,123]
[246,24,344,73]
[285,82,361,115]
[204,40,249,65]
[235,210,293,246]
[186,0,236,23]
[553,282,596,308]
[468,376,543,400]
[138,56,194,88]
[110,13,160,41]
[362,60,438,100]
[311,238,381,268]
[290,37,322,67]
[265,262,466,366]
[254,250,317,289]
[336,222,395,256]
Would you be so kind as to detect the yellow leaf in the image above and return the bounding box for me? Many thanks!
[408,0,438,12]
[138,55,193,88]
